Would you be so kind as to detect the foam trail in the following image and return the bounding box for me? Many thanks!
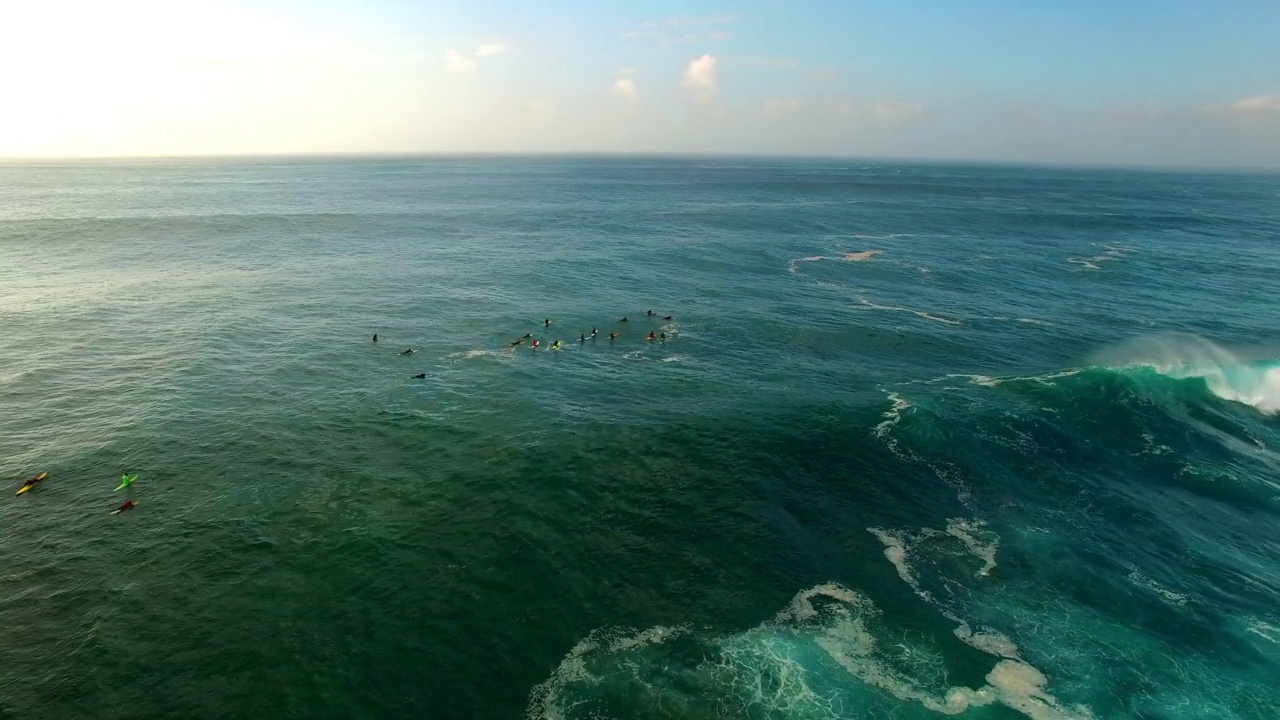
[443,349,496,362]
[787,256,823,275]
[1068,243,1131,270]
[869,528,932,602]
[787,250,882,275]
[1247,620,1280,644]
[869,526,1094,720]
[873,392,911,439]
[909,369,1079,389]
[871,521,998,600]
[955,623,1021,659]
[943,373,1001,387]
[1126,570,1189,607]
[858,296,961,325]
[947,519,999,577]
[871,393,977,509]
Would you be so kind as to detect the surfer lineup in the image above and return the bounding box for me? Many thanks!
[497,310,675,353]
[389,309,678,376]
[14,470,142,516]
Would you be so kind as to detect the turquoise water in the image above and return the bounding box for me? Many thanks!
[1,158,1278,719]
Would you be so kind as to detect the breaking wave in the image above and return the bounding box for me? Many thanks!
[913,334,1280,417]
[1088,333,1280,415]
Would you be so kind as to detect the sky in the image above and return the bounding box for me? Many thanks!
[1,0,1278,167]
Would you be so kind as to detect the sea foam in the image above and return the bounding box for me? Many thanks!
[527,579,1092,720]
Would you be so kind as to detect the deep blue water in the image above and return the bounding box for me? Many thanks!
[1,157,1278,719]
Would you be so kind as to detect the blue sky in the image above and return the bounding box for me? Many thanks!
[2,0,1277,167]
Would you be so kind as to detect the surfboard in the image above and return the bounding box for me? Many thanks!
[114,474,138,492]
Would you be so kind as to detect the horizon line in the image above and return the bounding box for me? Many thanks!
[1,150,1277,175]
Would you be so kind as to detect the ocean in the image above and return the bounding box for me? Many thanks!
[0,157,1277,719]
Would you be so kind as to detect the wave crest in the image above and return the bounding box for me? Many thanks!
[1090,333,1280,415]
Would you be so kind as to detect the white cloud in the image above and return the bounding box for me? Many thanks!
[684,54,719,94]
[1226,94,1280,114]
[445,48,477,73]
[444,42,509,72]
[473,42,508,58]
[612,77,639,101]
[1110,95,1280,127]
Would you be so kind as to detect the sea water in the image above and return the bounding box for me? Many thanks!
[1,157,1278,719]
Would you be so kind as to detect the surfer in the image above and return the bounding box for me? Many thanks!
[115,473,137,492]
[609,332,620,340]
[523,333,533,338]
[411,373,426,379]
[659,332,666,341]
[662,315,673,321]
[617,317,628,323]
[647,331,656,341]
[400,349,414,355]
[372,333,378,343]
[531,340,540,350]
[509,338,525,347]
[544,318,552,327]
[646,309,655,317]
[579,334,586,342]
[551,340,561,350]
[17,472,47,494]
[111,500,136,515]
[591,327,598,337]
